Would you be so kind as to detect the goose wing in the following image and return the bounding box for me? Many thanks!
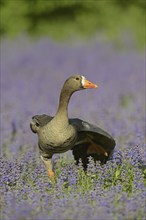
[69,118,116,168]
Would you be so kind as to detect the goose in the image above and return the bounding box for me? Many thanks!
[30,75,115,181]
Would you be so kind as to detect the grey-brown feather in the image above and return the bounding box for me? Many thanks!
[30,114,115,168]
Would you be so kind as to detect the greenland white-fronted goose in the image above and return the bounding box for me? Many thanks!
[30,75,115,181]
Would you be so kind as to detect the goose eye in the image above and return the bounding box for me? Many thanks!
[36,122,39,127]
[76,77,79,80]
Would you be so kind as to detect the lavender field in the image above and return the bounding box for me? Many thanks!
[1,36,146,220]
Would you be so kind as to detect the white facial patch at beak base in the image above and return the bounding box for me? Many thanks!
[81,76,86,87]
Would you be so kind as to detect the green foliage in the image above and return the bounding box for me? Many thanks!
[53,157,142,196]
[0,0,145,45]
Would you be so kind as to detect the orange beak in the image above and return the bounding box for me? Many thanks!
[83,78,98,89]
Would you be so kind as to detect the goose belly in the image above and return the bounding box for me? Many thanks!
[38,127,77,154]
[48,135,77,153]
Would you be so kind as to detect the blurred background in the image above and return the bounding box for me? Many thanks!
[0,0,145,46]
[1,0,145,156]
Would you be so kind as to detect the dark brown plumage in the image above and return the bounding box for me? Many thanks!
[30,75,115,181]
